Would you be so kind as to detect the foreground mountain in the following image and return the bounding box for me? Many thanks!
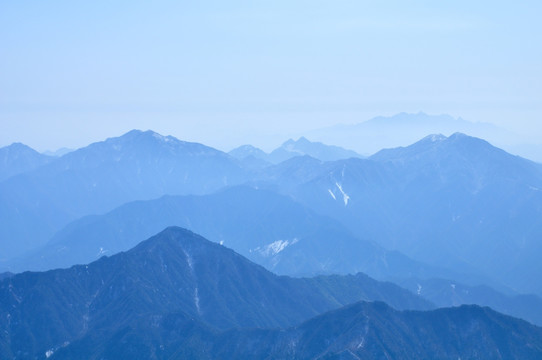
[49,301,542,360]
[257,133,542,296]
[0,227,431,359]
[0,143,53,181]
[229,137,362,164]
[0,130,249,259]
[9,186,458,284]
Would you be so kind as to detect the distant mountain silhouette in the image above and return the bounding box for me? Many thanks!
[0,130,249,259]
[305,112,513,157]
[268,136,362,163]
[229,137,362,164]
[0,142,53,181]
[228,144,269,161]
[0,227,431,359]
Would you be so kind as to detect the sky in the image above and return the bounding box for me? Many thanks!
[1,0,541,153]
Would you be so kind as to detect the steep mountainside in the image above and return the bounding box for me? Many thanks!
[0,227,431,359]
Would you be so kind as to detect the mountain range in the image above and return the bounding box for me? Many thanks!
[8,186,455,280]
[0,227,432,359]
[1,227,541,359]
[305,112,518,158]
[2,129,542,296]
[7,183,542,326]
[2,127,542,358]
[252,133,542,296]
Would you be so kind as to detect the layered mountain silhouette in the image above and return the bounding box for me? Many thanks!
[7,186,458,282]
[0,143,53,181]
[0,130,249,258]
[3,127,542,359]
[0,227,432,359]
[9,184,542,326]
[2,130,542,308]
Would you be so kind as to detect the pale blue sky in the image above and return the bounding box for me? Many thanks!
[1,1,541,152]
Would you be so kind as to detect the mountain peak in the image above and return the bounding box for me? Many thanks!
[421,133,447,143]
[228,144,269,161]
[270,137,361,163]
[0,142,53,181]
[370,132,503,163]
[116,129,178,144]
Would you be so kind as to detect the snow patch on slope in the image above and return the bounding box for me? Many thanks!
[251,238,299,257]
[335,182,350,206]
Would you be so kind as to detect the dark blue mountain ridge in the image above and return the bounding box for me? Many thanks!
[0,130,250,259]
[51,297,542,359]
[0,142,53,181]
[0,226,432,359]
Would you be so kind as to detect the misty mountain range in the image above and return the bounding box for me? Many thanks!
[305,112,542,162]
[2,123,542,358]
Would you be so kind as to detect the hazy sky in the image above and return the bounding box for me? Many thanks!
[1,1,541,152]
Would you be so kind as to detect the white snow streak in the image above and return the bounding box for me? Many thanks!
[194,287,201,314]
[335,182,350,206]
[252,238,299,257]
